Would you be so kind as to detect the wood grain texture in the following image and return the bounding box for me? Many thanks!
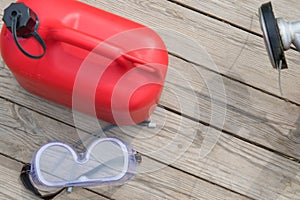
[172,0,300,34]
[0,98,250,200]
[106,116,300,200]
[54,189,108,200]
[92,162,251,200]
[0,95,299,199]
[163,56,300,161]
[80,0,300,105]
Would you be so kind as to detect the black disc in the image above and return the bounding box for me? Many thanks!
[259,2,287,69]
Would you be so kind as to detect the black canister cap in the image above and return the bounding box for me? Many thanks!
[3,2,38,37]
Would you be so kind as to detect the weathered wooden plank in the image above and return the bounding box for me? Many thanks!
[80,0,300,105]
[0,94,299,199]
[163,56,300,161]
[0,98,250,199]
[171,0,300,34]
[93,163,251,200]
[54,189,109,200]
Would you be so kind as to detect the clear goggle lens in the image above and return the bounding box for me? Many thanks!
[30,138,139,190]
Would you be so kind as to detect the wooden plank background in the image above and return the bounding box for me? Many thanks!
[0,0,300,199]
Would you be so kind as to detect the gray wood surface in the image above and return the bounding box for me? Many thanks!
[0,93,299,199]
[172,0,300,34]
[0,97,250,200]
[163,55,300,161]
[54,190,108,200]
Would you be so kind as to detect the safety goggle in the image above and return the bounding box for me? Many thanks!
[21,138,141,198]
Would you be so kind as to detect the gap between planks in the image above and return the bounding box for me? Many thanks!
[166,0,262,37]
[168,0,300,35]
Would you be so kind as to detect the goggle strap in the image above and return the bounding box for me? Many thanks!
[20,163,65,200]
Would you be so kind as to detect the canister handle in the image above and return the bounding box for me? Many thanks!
[49,25,158,73]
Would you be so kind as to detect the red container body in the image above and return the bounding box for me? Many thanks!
[0,0,168,125]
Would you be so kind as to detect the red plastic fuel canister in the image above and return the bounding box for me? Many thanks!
[0,0,168,125]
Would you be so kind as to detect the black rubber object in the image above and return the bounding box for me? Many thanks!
[20,164,65,200]
[259,2,287,69]
[2,2,46,59]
